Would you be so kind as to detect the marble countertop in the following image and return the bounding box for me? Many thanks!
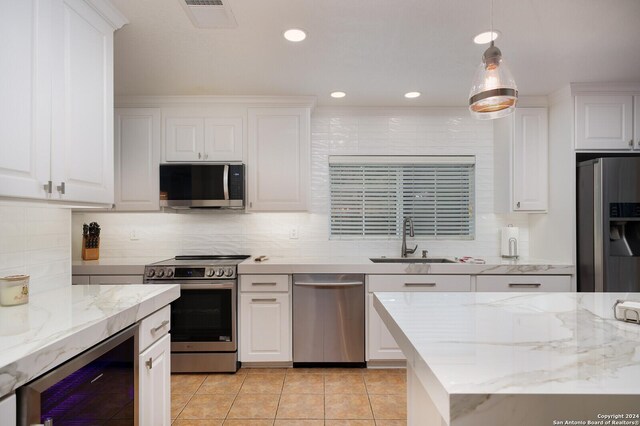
[374,292,640,395]
[0,284,180,397]
[72,257,166,275]
[238,256,574,275]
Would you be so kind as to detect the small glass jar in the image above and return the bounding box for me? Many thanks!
[0,275,30,306]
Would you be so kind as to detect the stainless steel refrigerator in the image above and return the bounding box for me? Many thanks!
[577,157,640,292]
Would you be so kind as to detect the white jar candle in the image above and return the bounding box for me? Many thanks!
[0,275,29,306]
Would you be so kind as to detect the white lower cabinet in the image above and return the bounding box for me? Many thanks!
[367,275,471,361]
[0,394,16,425]
[368,294,404,360]
[476,275,571,292]
[240,293,291,363]
[138,305,171,426]
[139,333,171,426]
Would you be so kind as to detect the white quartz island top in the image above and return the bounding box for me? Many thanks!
[0,284,180,397]
[238,256,574,275]
[374,292,640,425]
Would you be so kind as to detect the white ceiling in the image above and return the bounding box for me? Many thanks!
[112,0,640,106]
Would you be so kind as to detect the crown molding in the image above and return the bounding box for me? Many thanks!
[85,0,128,29]
[115,95,317,109]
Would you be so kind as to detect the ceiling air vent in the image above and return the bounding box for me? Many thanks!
[179,0,237,28]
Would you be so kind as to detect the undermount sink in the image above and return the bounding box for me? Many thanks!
[370,257,457,264]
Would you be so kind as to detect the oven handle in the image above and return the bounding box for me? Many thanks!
[179,282,235,290]
[223,164,230,201]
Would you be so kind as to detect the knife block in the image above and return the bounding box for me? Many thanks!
[81,236,100,261]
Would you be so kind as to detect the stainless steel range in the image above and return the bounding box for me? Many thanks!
[144,255,249,373]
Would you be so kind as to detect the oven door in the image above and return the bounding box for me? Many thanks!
[170,282,237,352]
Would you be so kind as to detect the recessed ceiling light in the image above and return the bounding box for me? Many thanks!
[404,92,421,99]
[330,91,346,98]
[473,30,500,44]
[283,28,307,42]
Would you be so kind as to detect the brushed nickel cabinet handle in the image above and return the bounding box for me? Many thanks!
[508,283,542,288]
[629,139,634,147]
[198,152,202,159]
[151,320,170,333]
[252,298,277,302]
[145,357,153,369]
[404,282,436,287]
[252,282,277,286]
[516,201,521,208]
[56,181,65,194]
[43,180,53,194]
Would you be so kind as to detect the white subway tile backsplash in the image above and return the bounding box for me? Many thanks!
[72,107,529,260]
[0,202,71,294]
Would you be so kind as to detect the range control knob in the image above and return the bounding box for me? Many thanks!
[206,269,215,277]
[156,269,165,278]
[225,268,234,277]
[216,268,225,277]
[146,269,155,278]
[166,269,174,278]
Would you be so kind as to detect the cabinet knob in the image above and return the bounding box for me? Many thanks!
[516,201,521,208]
[145,357,153,369]
[198,152,202,159]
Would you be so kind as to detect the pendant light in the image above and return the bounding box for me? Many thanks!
[469,0,518,120]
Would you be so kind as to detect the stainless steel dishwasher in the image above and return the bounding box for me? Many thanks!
[292,274,365,366]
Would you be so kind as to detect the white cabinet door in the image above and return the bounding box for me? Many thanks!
[50,0,114,204]
[114,108,161,210]
[165,117,205,161]
[0,394,16,426]
[368,294,405,361]
[204,117,243,161]
[247,108,310,211]
[575,95,634,150]
[512,108,548,211]
[240,293,291,362]
[139,333,171,426]
[0,0,52,200]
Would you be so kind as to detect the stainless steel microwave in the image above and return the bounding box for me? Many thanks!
[159,164,245,209]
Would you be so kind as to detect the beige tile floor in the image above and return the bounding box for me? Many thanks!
[171,368,407,426]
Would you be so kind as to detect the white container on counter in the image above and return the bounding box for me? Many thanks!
[0,275,29,306]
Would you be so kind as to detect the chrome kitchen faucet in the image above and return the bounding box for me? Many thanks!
[401,217,418,258]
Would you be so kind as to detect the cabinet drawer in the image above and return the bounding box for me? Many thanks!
[476,275,571,292]
[89,275,144,285]
[139,305,171,352]
[368,275,471,292]
[240,275,289,292]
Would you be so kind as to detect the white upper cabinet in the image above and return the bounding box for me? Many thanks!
[247,107,310,211]
[165,117,205,161]
[0,0,52,200]
[575,95,634,150]
[50,0,115,204]
[0,0,125,204]
[165,116,242,162]
[114,108,161,210]
[494,108,548,213]
[205,118,243,161]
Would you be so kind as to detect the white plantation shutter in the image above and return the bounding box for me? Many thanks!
[329,156,475,239]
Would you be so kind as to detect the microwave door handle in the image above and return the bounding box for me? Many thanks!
[223,164,229,201]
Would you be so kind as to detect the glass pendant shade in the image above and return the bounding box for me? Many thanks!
[468,43,518,120]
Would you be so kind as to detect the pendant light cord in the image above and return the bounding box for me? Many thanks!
[490,0,494,45]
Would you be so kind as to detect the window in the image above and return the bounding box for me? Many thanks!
[329,156,475,239]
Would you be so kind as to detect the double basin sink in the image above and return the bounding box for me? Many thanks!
[369,257,456,264]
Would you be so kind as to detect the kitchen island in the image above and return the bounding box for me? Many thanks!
[0,284,179,423]
[374,292,640,426]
